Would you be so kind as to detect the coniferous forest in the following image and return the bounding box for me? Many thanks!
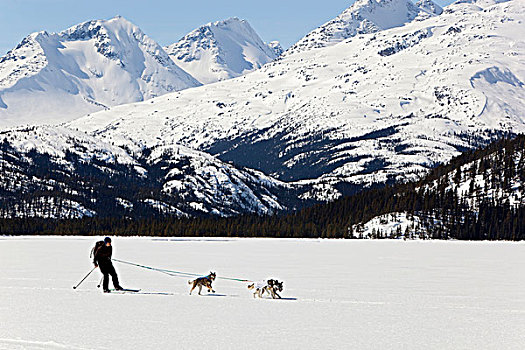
[1,135,524,240]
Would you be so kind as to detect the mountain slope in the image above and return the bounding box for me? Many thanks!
[285,0,440,56]
[68,0,525,200]
[9,135,521,239]
[0,16,200,129]
[164,18,281,84]
[352,134,525,240]
[0,126,299,218]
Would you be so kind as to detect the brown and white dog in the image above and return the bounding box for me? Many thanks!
[248,279,283,299]
[189,272,216,295]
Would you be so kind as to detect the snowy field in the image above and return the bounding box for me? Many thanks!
[1,237,524,349]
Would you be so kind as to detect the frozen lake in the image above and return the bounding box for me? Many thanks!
[1,237,524,349]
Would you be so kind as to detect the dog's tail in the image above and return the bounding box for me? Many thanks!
[247,283,255,290]
[188,280,193,285]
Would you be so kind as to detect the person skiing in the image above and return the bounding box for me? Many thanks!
[93,237,123,293]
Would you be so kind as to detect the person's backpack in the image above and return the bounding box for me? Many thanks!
[90,240,105,259]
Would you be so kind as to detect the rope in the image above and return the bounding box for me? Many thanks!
[218,276,252,282]
[113,258,199,278]
[113,258,252,283]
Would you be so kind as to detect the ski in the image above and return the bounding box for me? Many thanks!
[108,288,141,293]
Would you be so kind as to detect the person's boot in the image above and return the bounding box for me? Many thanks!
[115,285,123,291]
[103,289,111,293]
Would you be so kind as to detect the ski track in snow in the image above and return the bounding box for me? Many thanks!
[0,338,89,350]
[1,237,524,349]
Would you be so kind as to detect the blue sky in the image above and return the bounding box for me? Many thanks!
[0,0,454,56]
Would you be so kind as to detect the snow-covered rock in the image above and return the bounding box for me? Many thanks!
[286,0,437,56]
[267,41,284,57]
[164,18,280,84]
[416,0,444,15]
[0,16,200,129]
[66,0,525,200]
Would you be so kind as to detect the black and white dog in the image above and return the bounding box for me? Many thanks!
[248,279,283,299]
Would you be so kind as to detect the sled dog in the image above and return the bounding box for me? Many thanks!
[189,272,216,295]
[248,279,283,299]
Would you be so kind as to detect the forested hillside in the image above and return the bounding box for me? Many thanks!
[2,135,523,240]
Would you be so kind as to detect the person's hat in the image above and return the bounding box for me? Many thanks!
[104,237,112,244]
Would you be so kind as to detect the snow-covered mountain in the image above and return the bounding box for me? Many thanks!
[285,0,442,56]
[0,16,200,129]
[0,126,298,218]
[164,18,281,84]
[66,0,525,201]
[0,0,524,218]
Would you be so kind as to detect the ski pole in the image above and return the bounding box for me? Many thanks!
[73,266,97,289]
[97,276,103,288]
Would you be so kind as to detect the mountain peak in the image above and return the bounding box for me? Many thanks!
[164,17,280,84]
[416,0,443,15]
[213,17,244,25]
[286,0,437,55]
[58,16,145,52]
[267,41,284,57]
[0,16,200,129]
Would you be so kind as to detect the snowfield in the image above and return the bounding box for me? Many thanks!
[1,237,524,349]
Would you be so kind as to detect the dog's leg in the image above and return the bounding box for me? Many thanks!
[198,284,202,295]
[189,281,195,295]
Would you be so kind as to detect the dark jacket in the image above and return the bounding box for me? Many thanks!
[94,244,112,266]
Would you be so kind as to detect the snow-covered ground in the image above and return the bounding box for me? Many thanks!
[1,237,524,349]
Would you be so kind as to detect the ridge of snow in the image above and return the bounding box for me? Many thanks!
[164,17,280,84]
